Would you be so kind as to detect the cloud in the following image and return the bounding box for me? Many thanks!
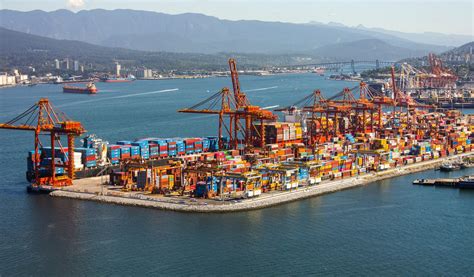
[68,0,85,9]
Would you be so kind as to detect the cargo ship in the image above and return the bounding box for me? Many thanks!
[63,82,98,94]
[101,75,136,83]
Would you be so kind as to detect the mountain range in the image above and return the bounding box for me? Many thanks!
[0,27,319,72]
[0,9,467,57]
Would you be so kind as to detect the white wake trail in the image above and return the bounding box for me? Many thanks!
[112,88,179,99]
[57,88,179,107]
[246,86,278,92]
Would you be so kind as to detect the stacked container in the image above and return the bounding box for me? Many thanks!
[167,140,177,157]
[132,140,149,159]
[108,145,121,165]
[130,145,140,159]
[149,143,159,159]
[176,140,185,155]
[202,138,210,152]
[158,141,168,158]
[185,139,195,154]
[207,137,219,151]
[119,145,131,160]
[40,157,65,174]
[76,147,97,168]
[194,138,203,153]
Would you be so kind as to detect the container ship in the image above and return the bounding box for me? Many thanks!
[101,75,136,83]
[63,82,98,94]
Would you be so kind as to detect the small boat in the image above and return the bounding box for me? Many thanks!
[458,176,474,189]
[63,82,98,94]
[439,162,461,172]
[412,179,435,185]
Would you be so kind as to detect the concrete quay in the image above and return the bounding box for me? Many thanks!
[50,152,473,213]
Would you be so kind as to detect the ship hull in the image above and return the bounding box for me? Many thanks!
[63,87,98,94]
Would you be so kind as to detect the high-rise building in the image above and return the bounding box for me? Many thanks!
[65,58,70,70]
[74,60,79,71]
[80,65,84,73]
[115,62,121,77]
[54,59,60,69]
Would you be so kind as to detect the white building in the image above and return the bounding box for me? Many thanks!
[54,59,60,69]
[16,74,29,84]
[74,60,80,71]
[0,73,16,86]
[115,62,121,76]
[136,69,153,78]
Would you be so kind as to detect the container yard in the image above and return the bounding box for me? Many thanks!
[1,58,473,211]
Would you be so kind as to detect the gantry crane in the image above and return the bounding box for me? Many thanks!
[426,53,458,88]
[179,59,277,150]
[0,98,85,189]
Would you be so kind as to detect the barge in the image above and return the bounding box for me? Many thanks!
[413,175,474,189]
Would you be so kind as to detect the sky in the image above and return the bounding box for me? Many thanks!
[0,0,472,36]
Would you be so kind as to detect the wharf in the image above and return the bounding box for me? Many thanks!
[50,152,473,213]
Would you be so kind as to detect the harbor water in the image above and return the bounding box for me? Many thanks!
[1,75,474,275]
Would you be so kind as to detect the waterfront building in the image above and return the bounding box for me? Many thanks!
[115,62,121,76]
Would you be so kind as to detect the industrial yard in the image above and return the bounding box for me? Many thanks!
[1,56,473,211]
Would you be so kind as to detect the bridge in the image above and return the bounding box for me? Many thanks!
[288,60,396,73]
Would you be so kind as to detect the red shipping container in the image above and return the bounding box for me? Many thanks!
[86,156,96,161]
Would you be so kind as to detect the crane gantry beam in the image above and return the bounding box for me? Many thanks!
[0,98,85,189]
[180,59,277,150]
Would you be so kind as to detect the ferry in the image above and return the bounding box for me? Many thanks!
[63,82,98,94]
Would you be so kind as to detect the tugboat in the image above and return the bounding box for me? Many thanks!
[63,82,98,94]
[458,175,474,189]
[439,162,461,172]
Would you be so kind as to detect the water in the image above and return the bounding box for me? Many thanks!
[1,75,473,275]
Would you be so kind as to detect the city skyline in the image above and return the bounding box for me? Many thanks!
[0,0,472,36]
